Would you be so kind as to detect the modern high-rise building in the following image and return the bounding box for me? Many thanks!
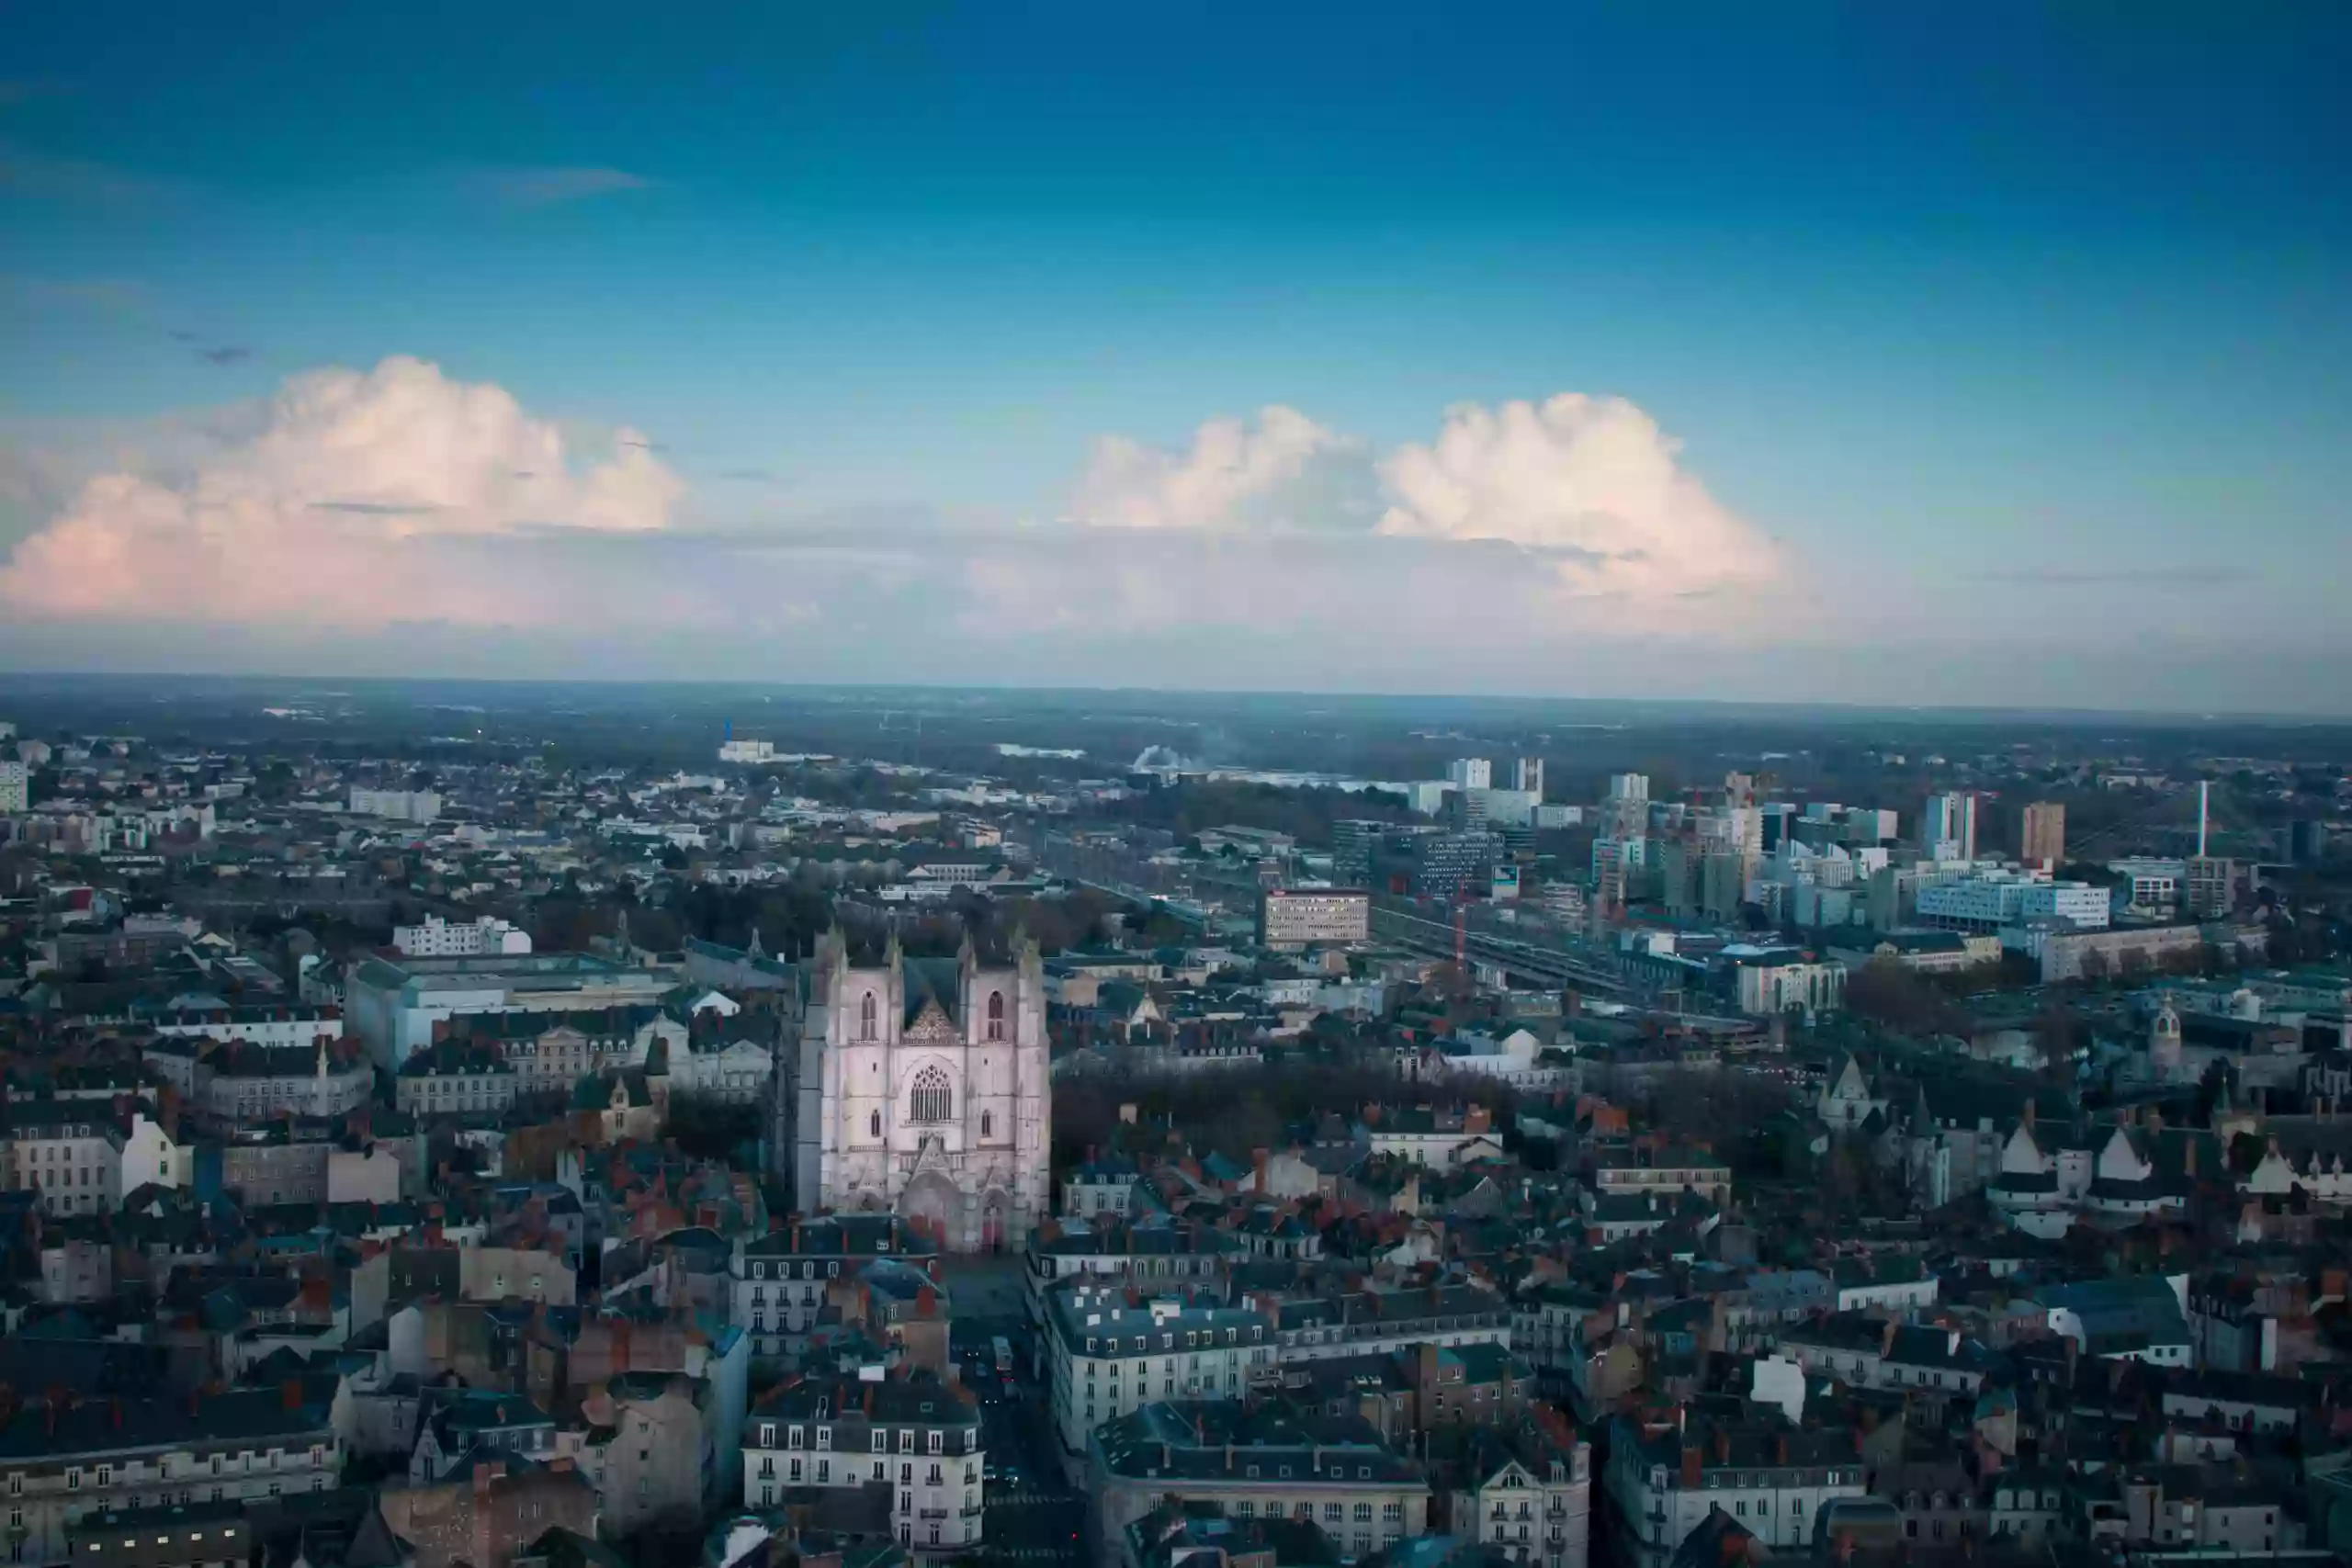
[1332,819,1386,886]
[2019,802,2066,867]
[1513,757,1545,798]
[0,760,27,814]
[1918,792,1977,862]
[1448,758,1493,791]
[2186,856,2235,919]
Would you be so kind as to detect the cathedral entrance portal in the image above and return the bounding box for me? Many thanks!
[899,1171,963,1250]
[980,1191,1009,1253]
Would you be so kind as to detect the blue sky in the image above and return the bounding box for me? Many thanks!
[4,3,2347,709]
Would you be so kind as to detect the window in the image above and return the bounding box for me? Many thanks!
[860,993,877,1041]
[870,1111,882,1139]
[910,1066,952,1124]
[987,991,1005,1041]
[981,1111,993,1139]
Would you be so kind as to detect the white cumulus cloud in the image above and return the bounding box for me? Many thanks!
[0,355,684,628]
[1066,405,1354,531]
[1375,393,1778,599]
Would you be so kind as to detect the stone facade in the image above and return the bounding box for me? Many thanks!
[780,932,1049,1255]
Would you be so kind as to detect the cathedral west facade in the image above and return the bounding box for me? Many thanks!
[774,930,1051,1253]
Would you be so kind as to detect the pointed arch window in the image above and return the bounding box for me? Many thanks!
[910,1066,953,1124]
[980,1111,994,1140]
[869,1111,882,1139]
[860,992,877,1042]
[986,991,1005,1042]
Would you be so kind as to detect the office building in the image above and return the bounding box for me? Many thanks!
[2186,856,2235,919]
[1918,792,1977,862]
[2019,802,2066,867]
[1448,758,1492,791]
[1259,888,1371,947]
[1513,757,1545,798]
[1916,871,2109,933]
[1371,829,1498,901]
[0,760,27,814]
[1331,820,1385,886]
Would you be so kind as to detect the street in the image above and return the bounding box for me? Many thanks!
[943,1260,1092,1568]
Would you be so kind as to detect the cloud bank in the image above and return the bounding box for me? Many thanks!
[1,355,683,627]
[1067,406,1355,531]
[2,360,1809,685]
[1377,394,1779,599]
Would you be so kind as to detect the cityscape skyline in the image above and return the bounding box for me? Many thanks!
[4,5,2348,711]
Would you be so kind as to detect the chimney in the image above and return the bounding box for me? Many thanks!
[2184,1138,2198,1179]
[1253,1148,1270,1193]
[472,1461,502,1493]
[1680,1446,1702,1488]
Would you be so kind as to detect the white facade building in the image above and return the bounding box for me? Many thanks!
[0,760,28,814]
[1449,759,1493,791]
[1917,871,2109,933]
[781,932,1051,1254]
[392,914,534,957]
[1046,1287,1271,1456]
[348,786,442,823]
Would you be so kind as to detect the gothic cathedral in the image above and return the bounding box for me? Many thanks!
[776,929,1051,1252]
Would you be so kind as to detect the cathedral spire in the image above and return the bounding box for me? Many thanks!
[748,923,765,961]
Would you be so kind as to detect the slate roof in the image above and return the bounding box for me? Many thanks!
[0,1376,340,1461]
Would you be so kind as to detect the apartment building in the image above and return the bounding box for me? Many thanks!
[5,1099,125,1216]
[148,1006,345,1051]
[1024,1221,1240,1336]
[141,1038,373,1128]
[392,915,533,958]
[1456,1416,1593,1568]
[1589,1146,1734,1207]
[1089,1401,1428,1564]
[1603,1415,1868,1568]
[1048,1287,1272,1456]
[741,1371,982,1557]
[732,1214,940,1358]
[1261,1282,1510,1371]
[396,1042,519,1119]
[442,1004,682,1097]
[0,1380,343,1566]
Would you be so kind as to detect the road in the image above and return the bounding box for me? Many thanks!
[942,1262,1092,1568]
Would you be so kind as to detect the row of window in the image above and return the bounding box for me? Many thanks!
[756,1424,972,1455]
[862,1105,997,1137]
[759,1456,970,1489]
[1223,1500,1405,1524]
[1082,1325,1262,1354]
